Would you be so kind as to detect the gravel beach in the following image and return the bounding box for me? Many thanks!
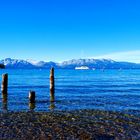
[0,110,140,140]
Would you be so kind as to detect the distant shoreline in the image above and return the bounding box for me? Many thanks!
[2,68,140,70]
[1,58,140,69]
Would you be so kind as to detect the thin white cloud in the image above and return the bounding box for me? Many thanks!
[93,50,140,63]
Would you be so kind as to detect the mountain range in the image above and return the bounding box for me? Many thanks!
[0,58,140,69]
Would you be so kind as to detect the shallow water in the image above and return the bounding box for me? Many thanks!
[0,69,140,113]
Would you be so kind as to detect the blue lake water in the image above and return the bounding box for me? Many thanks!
[0,69,140,114]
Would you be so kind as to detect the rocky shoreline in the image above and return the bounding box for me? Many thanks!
[0,110,140,140]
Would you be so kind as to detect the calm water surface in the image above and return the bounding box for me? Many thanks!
[0,69,140,114]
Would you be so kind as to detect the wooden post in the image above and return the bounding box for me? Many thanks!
[1,74,8,110]
[50,68,55,102]
[1,73,8,94]
[2,93,7,103]
[29,91,35,103]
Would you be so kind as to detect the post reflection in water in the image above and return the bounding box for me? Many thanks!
[29,103,36,110]
[2,93,8,111]
[49,102,55,110]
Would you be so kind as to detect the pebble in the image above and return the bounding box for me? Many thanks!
[0,110,140,139]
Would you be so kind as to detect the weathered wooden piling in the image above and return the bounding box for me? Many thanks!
[1,73,8,94]
[2,93,7,103]
[50,68,55,102]
[29,91,35,103]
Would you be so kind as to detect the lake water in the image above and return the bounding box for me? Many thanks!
[0,69,140,114]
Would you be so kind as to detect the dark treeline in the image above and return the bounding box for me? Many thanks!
[0,64,5,69]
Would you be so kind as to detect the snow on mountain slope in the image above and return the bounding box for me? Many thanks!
[0,58,140,69]
[0,58,35,68]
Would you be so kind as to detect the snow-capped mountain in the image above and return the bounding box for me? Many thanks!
[59,59,116,69]
[0,58,35,68]
[27,59,58,68]
[0,58,140,69]
[0,58,59,69]
[26,59,40,65]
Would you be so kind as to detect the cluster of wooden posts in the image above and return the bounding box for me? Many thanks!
[1,68,55,109]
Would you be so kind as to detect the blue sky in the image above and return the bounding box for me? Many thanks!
[0,0,140,62]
